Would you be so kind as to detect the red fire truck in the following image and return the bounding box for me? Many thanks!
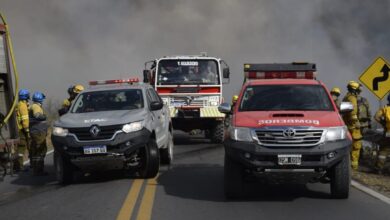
[143,54,230,143]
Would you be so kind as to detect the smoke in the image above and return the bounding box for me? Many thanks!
[1,0,389,108]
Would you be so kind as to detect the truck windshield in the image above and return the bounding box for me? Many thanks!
[157,59,219,85]
[239,85,334,111]
[71,89,144,113]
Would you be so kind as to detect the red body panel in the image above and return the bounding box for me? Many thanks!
[156,87,220,94]
[233,79,343,128]
[246,79,320,86]
[233,111,344,128]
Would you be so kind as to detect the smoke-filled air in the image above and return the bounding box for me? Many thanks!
[2,0,390,106]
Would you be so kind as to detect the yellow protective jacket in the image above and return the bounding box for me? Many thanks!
[374,106,390,135]
[357,96,371,124]
[332,96,341,110]
[342,93,360,129]
[62,98,71,108]
[29,103,48,134]
[16,100,29,131]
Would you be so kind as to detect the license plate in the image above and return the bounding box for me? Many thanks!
[83,145,107,154]
[172,102,185,107]
[278,154,302,165]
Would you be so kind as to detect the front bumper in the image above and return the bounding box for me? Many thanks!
[224,139,351,170]
[51,128,151,171]
[169,107,225,118]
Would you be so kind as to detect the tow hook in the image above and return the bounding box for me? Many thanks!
[126,153,141,167]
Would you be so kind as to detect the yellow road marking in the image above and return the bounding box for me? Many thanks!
[136,177,158,220]
[116,179,144,220]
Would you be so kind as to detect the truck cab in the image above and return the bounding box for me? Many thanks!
[143,54,230,143]
[219,63,353,199]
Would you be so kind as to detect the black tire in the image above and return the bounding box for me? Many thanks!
[139,140,160,178]
[224,155,244,199]
[54,151,73,184]
[330,155,350,199]
[160,133,174,165]
[211,121,225,143]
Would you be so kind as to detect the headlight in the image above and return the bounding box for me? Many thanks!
[209,101,219,106]
[325,126,347,141]
[122,121,143,133]
[208,96,220,106]
[52,127,69,137]
[229,127,253,142]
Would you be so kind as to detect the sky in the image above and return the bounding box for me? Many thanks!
[1,0,390,108]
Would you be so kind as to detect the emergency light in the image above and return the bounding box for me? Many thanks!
[243,62,317,80]
[89,78,139,86]
[244,71,316,79]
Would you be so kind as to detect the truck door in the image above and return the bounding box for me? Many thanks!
[147,88,167,147]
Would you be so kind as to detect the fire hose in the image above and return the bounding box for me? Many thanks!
[0,12,19,126]
[0,12,20,176]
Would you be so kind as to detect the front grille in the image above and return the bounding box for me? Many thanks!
[68,124,123,141]
[170,97,207,107]
[255,129,323,147]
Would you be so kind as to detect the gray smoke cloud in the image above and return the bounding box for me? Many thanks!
[1,0,389,108]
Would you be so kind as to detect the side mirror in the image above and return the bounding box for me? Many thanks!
[223,68,230,79]
[339,102,354,113]
[150,101,163,111]
[218,103,231,114]
[143,70,150,83]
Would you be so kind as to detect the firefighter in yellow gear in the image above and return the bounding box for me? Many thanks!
[342,81,362,170]
[15,89,30,171]
[58,84,84,116]
[231,95,239,111]
[356,85,372,134]
[330,87,341,110]
[29,92,49,175]
[373,94,390,173]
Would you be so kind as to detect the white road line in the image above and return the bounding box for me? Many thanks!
[351,180,390,205]
[23,149,54,165]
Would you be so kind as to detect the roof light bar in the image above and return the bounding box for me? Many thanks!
[89,78,139,86]
[244,71,316,79]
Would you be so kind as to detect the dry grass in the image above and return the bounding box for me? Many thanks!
[352,169,390,198]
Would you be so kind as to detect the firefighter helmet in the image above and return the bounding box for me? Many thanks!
[18,89,30,100]
[32,92,46,103]
[347,81,360,90]
[232,95,238,103]
[330,87,341,96]
[73,84,84,94]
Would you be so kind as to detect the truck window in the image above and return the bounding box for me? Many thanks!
[71,89,144,113]
[239,85,333,111]
[157,59,219,85]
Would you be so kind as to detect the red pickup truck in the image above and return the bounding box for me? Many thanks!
[218,63,353,199]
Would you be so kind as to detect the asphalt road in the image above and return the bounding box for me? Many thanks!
[1,132,390,220]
